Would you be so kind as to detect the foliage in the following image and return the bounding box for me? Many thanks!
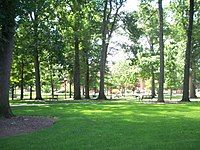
[111,60,137,89]
[5,0,200,101]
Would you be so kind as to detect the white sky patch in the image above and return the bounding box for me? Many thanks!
[121,0,140,12]
[107,0,139,64]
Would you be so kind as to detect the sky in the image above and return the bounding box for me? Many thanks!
[107,0,138,64]
[122,0,140,12]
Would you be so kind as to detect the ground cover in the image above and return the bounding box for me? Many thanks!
[1,99,200,150]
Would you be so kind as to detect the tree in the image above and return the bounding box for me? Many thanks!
[181,0,194,102]
[122,5,159,98]
[18,0,59,100]
[30,6,43,100]
[157,0,165,102]
[21,0,50,100]
[98,0,126,100]
[13,24,35,100]
[165,43,183,100]
[72,2,82,100]
[111,60,137,95]
[190,1,200,98]
[53,0,102,100]
[0,0,16,117]
[81,2,102,99]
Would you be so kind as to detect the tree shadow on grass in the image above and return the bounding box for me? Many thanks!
[2,101,200,150]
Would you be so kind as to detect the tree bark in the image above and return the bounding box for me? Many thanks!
[169,88,172,100]
[69,76,72,98]
[98,0,108,100]
[82,86,85,96]
[98,0,124,100]
[189,71,197,98]
[11,85,14,100]
[98,41,107,100]
[33,12,43,100]
[181,0,194,102]
[20,60,24,100]
[157,0,165,102]
[84,51,90,99]
[34,50,43,100]
[30,86,33,100]
[50,66,54,98]
[151,68,156,98]
[0,0,15,118]
[73,33,81,100]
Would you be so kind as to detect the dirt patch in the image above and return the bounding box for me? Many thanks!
[0,116,55,138]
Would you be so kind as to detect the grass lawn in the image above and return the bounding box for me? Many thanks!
[1,99,200,150]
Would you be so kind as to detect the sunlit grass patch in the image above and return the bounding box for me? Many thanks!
[1,99,200,150]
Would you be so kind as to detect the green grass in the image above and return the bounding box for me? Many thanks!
[1,99,200,150]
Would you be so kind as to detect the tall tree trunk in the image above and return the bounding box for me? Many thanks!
[20,60,24,100]
[64,79,67,99]
[98,44,108,100]
[151,68,156,98]
[73,33,81,100]
[189,70,197,98]
[69,77,72,98]
[84,51,90,99]
[30,86,33,100]
[51,74,54,98]
[33,13,42,100]
[98,0,123,100]
[157,0,165,102]
[34,50,42,100]
[181,0,194,102]
[82,86,85,96]
[169,88,172,100]
[11,85,14,100]
[50,65,54,98]
[98,0,108,100]
[189,60,197,98]
[0,0,15,118]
